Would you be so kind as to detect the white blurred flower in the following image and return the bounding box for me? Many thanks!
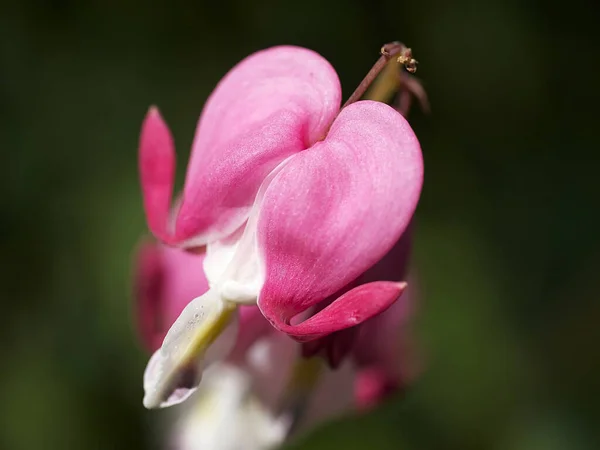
[169,331,354,450]
[173,363,289,450]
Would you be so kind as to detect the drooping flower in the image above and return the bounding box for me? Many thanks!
[139,45,423,408]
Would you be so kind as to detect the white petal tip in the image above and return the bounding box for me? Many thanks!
[143,386,198,409]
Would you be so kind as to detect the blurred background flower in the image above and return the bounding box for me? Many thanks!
[0,0,598,449]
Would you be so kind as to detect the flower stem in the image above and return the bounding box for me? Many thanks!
[342,41,418,109]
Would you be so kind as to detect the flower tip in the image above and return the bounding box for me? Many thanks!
[395,281,408,292]
[146,105,161,119]
[140,106,171,147]
[142,348,204,409]
[142,390,161,409]
[139,105,173,161]
[142,290,240,409]
[139,103,176,242]
[143,382,198,410]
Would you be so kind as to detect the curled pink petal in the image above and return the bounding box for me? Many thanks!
[257,100,423,337]
[138,107,176,243]
[262,281,406,341]
[352,275,418,371]
[174,46,342,245]
[299,291,360,367]
[133,241,209,352]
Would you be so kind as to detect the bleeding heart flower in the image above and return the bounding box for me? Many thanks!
[139,45,423,408]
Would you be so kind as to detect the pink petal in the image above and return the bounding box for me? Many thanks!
[133,241,209,352]
[138,107,177,243]
[300,290,361,367]
[174,46,342,245]
[256,100,423,337]
[261,282,406,341]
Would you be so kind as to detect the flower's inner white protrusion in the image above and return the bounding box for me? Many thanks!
[203,227,245,288]
[174,364,289,450]
[203,224,263,304]
[143,289,239,409]
[203,156,295,304]
[205,217,263,304]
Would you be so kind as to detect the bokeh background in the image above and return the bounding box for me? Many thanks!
[1,0,598,448]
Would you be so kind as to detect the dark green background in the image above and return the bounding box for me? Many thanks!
[1,0,598,448]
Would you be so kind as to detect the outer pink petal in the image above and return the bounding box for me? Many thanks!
[263,282,406,341]
[256,100,423,337]
[133,241,209,352]
[139,108,177,243]
[174,46,342,245]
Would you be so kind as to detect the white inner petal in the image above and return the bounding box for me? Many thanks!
[175,363,289,450]
[203,156,294,304]
[204,220,262,304]
[203,226,244,287]
[143,288,239,409]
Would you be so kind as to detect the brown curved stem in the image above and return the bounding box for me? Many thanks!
[342,41,418,109]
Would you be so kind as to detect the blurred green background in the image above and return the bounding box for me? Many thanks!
[1,0,598,448]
